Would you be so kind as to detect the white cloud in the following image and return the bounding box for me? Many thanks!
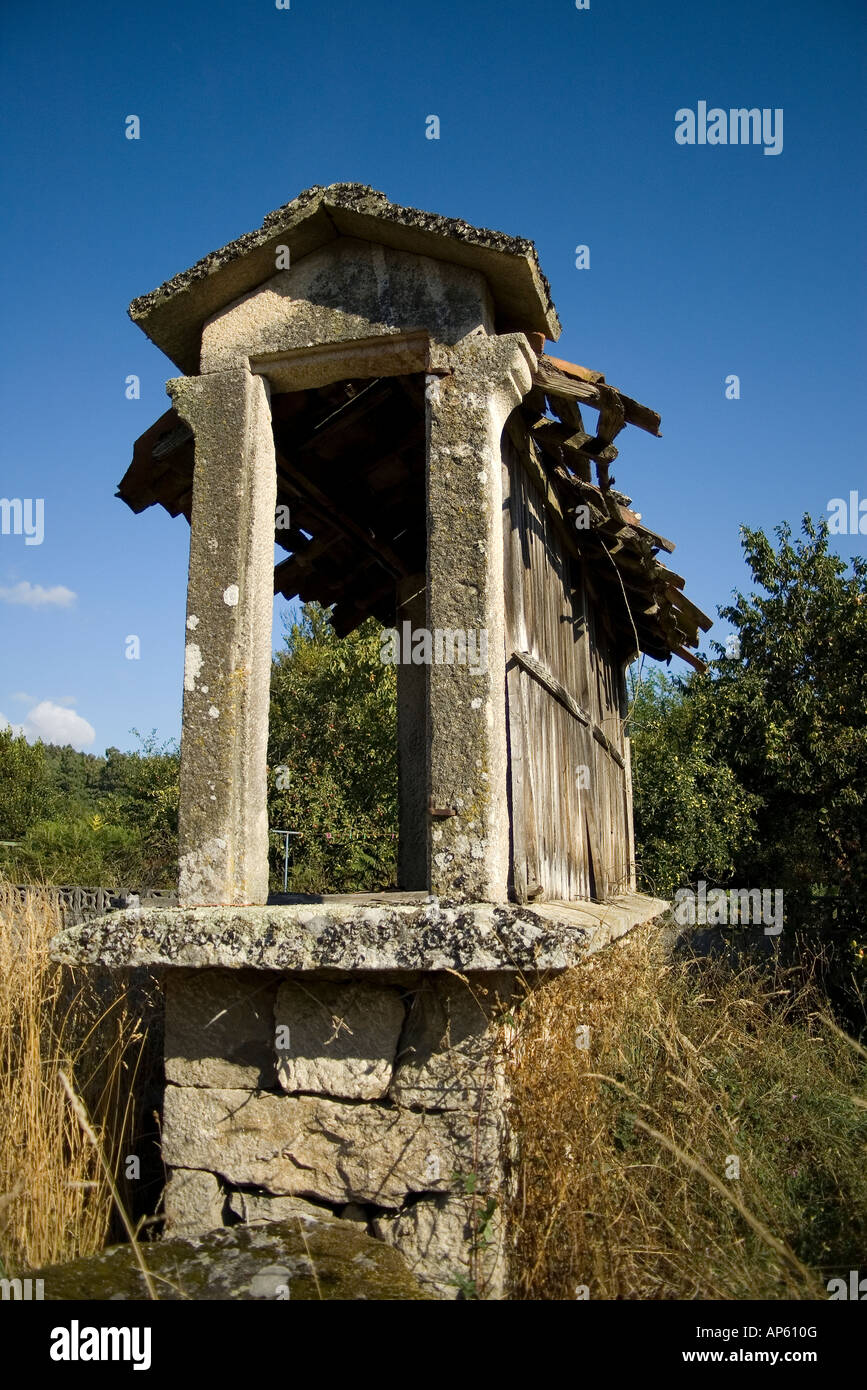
[20,701,95,750]
[0,713,25,737]
[10,691,36,705]
[0,581,76,608]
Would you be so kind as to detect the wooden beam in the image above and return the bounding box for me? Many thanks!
[289,377,395,454]
[274,448,409,581]
[331,579,396,637]
[534,358,662,437]
[541,354,606,385]
[666,585,713,632]
[273,534,342,593]
[673,645,708,673]
[591,723,626,770]
[505,418,585,568]
[274,525,317,555]
[512,649,590,725]
[544,392,584,434]
[511,650,627,769]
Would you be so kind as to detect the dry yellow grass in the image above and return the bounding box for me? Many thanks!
[0,883,150,1276]
[508,922,867,1300]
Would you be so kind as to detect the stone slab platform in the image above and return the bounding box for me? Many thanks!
[50,892,667,974]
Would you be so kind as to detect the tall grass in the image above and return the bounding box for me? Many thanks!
[508,922,867,1300]
[0,883,153,1275]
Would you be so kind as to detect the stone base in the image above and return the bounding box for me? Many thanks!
[160,967,517,1299]
[51,892,666,1300]
[33,1215,432,1301]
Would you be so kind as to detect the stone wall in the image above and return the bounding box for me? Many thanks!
[161,966,519,1299]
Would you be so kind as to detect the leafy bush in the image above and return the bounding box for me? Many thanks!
[9,817,145,892]
[629,517,866,1030]
[0,727,51,839]
[268,604,397,893]
[628,668,758,897]
[711,517,867,926]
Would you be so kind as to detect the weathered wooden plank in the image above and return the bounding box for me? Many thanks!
[666,585,713,632]
[533,360,662,437]
[512,649,591,726]
[591,723,626,770]
[502,425,634,904]
[541,354,607,385]
[672,644,708,672]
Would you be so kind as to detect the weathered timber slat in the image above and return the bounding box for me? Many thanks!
[591,723,626,770]
[533,359,662,437]
[665,585,713,632]
[672,644,708,673]
[512,648,627,772]
[512,649,591,726]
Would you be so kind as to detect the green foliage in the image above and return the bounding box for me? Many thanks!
[711,516,867,923]
[9,816,144,891]
[95,732,179,886]
[631,516,866,914]
[268,603,397,893]
[0,727,51,839]
[627,667,758,898]
[629,515,866,1028]
[3,601,398,896]
[41,745,105,819]
[1,732,179,891]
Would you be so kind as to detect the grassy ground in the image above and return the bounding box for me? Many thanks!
[0,884,157,1277]
[508,921,867,1300]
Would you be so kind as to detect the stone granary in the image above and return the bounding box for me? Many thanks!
[54,185,709,1297]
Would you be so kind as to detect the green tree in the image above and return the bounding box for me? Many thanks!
[0,727,51,840]
[627,667,758,898]
[268,603,397,892]
[630,515,866,1030]
[41,744,104,817]
[96,731,180,887]
[5,732,179,890]
[711,516,867,923]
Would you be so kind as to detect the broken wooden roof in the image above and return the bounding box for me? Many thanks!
[517,354,712,667]
[121,186,711,664]
[120,373,427,639]
[118,354,711,662]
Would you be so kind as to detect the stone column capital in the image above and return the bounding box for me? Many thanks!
[435,331,537,428]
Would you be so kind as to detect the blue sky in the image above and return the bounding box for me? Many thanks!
[0,0,864,753]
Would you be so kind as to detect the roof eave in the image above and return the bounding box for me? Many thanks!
[129,183,561,374]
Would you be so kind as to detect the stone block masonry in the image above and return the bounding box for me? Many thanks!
[161,966,517,1299]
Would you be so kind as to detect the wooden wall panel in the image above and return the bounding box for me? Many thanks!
[503,424,631,903]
